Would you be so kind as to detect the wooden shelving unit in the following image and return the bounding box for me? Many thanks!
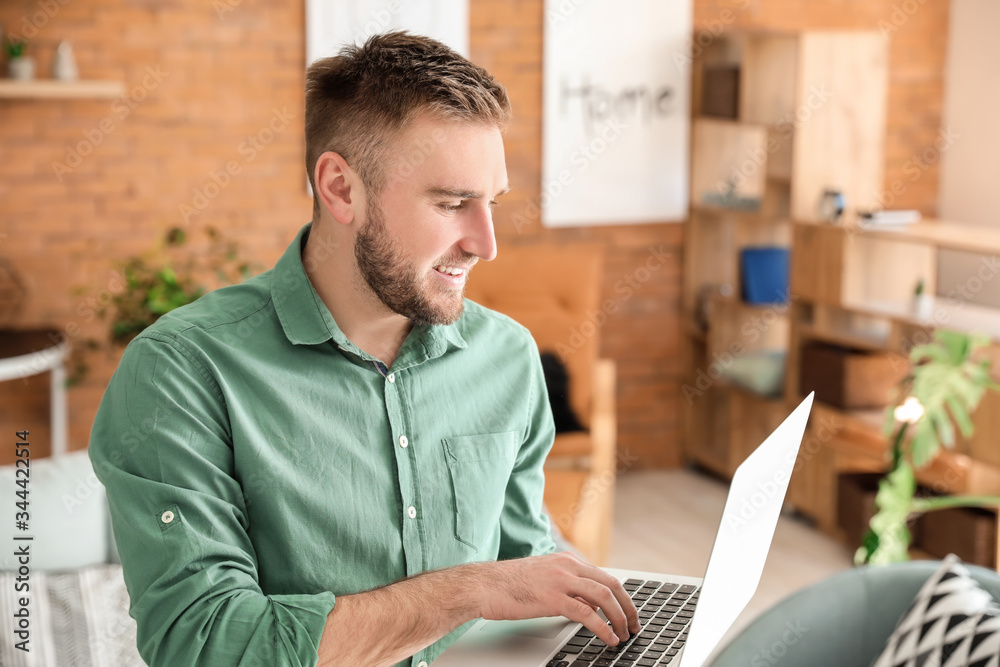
[0,79,125,100]
[680,28,1000,568]
[682,28,889,477]
[785,219,1000,568]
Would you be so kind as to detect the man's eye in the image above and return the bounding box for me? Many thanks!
[439,202,462,212]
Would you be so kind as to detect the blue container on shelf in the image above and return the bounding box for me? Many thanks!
[740,246,789,305]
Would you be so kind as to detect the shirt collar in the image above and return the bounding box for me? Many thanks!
[271,221,467,356]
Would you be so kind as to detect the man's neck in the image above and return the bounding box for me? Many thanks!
[302,222,412,367]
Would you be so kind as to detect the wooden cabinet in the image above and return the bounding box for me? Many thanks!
[785,221,1000,567]
[682,28,1000,570]
[682,29,889,477]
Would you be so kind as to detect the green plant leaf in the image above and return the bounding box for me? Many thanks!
[905,329,995,469]
[944,394,974,438]
[910,343,949,365]
[932,411,955,449]
[70,224,264,390]
[860,462,916,565]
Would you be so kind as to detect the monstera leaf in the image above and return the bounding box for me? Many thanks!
[857,329,999,566]
[906,330,992,466]
[857,462,916,565]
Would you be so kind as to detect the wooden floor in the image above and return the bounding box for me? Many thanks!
[607,467,854,655]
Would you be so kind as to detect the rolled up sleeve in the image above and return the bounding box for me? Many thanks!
[496,335,559,561]
[88,333,335,667]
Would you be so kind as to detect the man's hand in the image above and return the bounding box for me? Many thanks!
[473,551,641,646]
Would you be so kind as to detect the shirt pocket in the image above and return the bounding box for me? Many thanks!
[442,431,520,552]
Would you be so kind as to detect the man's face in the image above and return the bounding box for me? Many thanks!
[353,113,508,326]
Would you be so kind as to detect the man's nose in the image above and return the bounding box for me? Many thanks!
[460,205,498,262]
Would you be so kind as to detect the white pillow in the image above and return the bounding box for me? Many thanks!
[871,553,1000,666]
[0,563,143,666]
[0,450,110,571]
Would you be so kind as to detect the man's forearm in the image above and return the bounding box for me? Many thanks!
[316,561,484,667]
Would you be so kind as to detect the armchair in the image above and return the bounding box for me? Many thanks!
[464,243,617,565]
[708,559,1000,666]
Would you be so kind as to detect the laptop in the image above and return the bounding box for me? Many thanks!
[435,391,815,667]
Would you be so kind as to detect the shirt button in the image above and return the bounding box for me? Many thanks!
[161,510,174,524]
[407,506,417,519]
[399,435,408,448]
[387,372,395,383]
[418,662,428,667]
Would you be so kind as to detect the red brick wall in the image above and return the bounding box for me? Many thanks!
[0,0,947,467]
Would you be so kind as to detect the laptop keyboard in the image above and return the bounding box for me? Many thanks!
[545,578,700,667]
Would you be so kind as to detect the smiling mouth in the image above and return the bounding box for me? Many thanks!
[433,264,472,278]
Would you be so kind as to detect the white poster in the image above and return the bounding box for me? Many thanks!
[542,1,691,226]
[305,0,469,66]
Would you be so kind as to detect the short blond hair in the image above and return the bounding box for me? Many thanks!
[304,30,512,219]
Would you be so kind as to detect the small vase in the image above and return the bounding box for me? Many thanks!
[913,293,934,320]
[52,41,78,81]
[7,56,35,81]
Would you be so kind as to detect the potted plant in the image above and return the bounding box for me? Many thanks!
[856,329,1000,565]
[4,36,34,80]
[912,278,933,319]
[67,225,263,386]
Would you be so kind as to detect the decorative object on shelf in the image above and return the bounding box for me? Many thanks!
[690,118,767,212]
[0,257,27,325]
[720,349,786,398]
[913,278,933,319]
[52,40,78,81]
[739,246,789,305]
[819,188,846,224]
[3,36,34,80]
[856,329,1000,566]
[859,209,922,228]
[66,225,264,386]
[701,176,762,211]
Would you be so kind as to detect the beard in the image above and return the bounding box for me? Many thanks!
[353,196,473,326]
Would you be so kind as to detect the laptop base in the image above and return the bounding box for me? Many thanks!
[434,567,703,667]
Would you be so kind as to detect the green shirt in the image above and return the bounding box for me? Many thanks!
[89,221,558,667]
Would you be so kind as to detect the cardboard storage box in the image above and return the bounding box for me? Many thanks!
[700,64,740,119]
[918,506,996,569]
[799,341,907,409]
[838,472,925,551]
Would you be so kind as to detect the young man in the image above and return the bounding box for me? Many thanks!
[89,31,638,667]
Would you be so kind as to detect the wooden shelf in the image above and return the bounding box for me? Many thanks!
[811,397,886,435]
[797,321,888,351]
[794,218,1000,257]
[714,292,791,313]
[809,398,1000,497]
[716,377,785,404]
[690,203,763,217]
[0,79,125,100]
[842,296,1000,343]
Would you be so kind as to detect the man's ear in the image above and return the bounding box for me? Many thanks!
[314,151,361,226]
